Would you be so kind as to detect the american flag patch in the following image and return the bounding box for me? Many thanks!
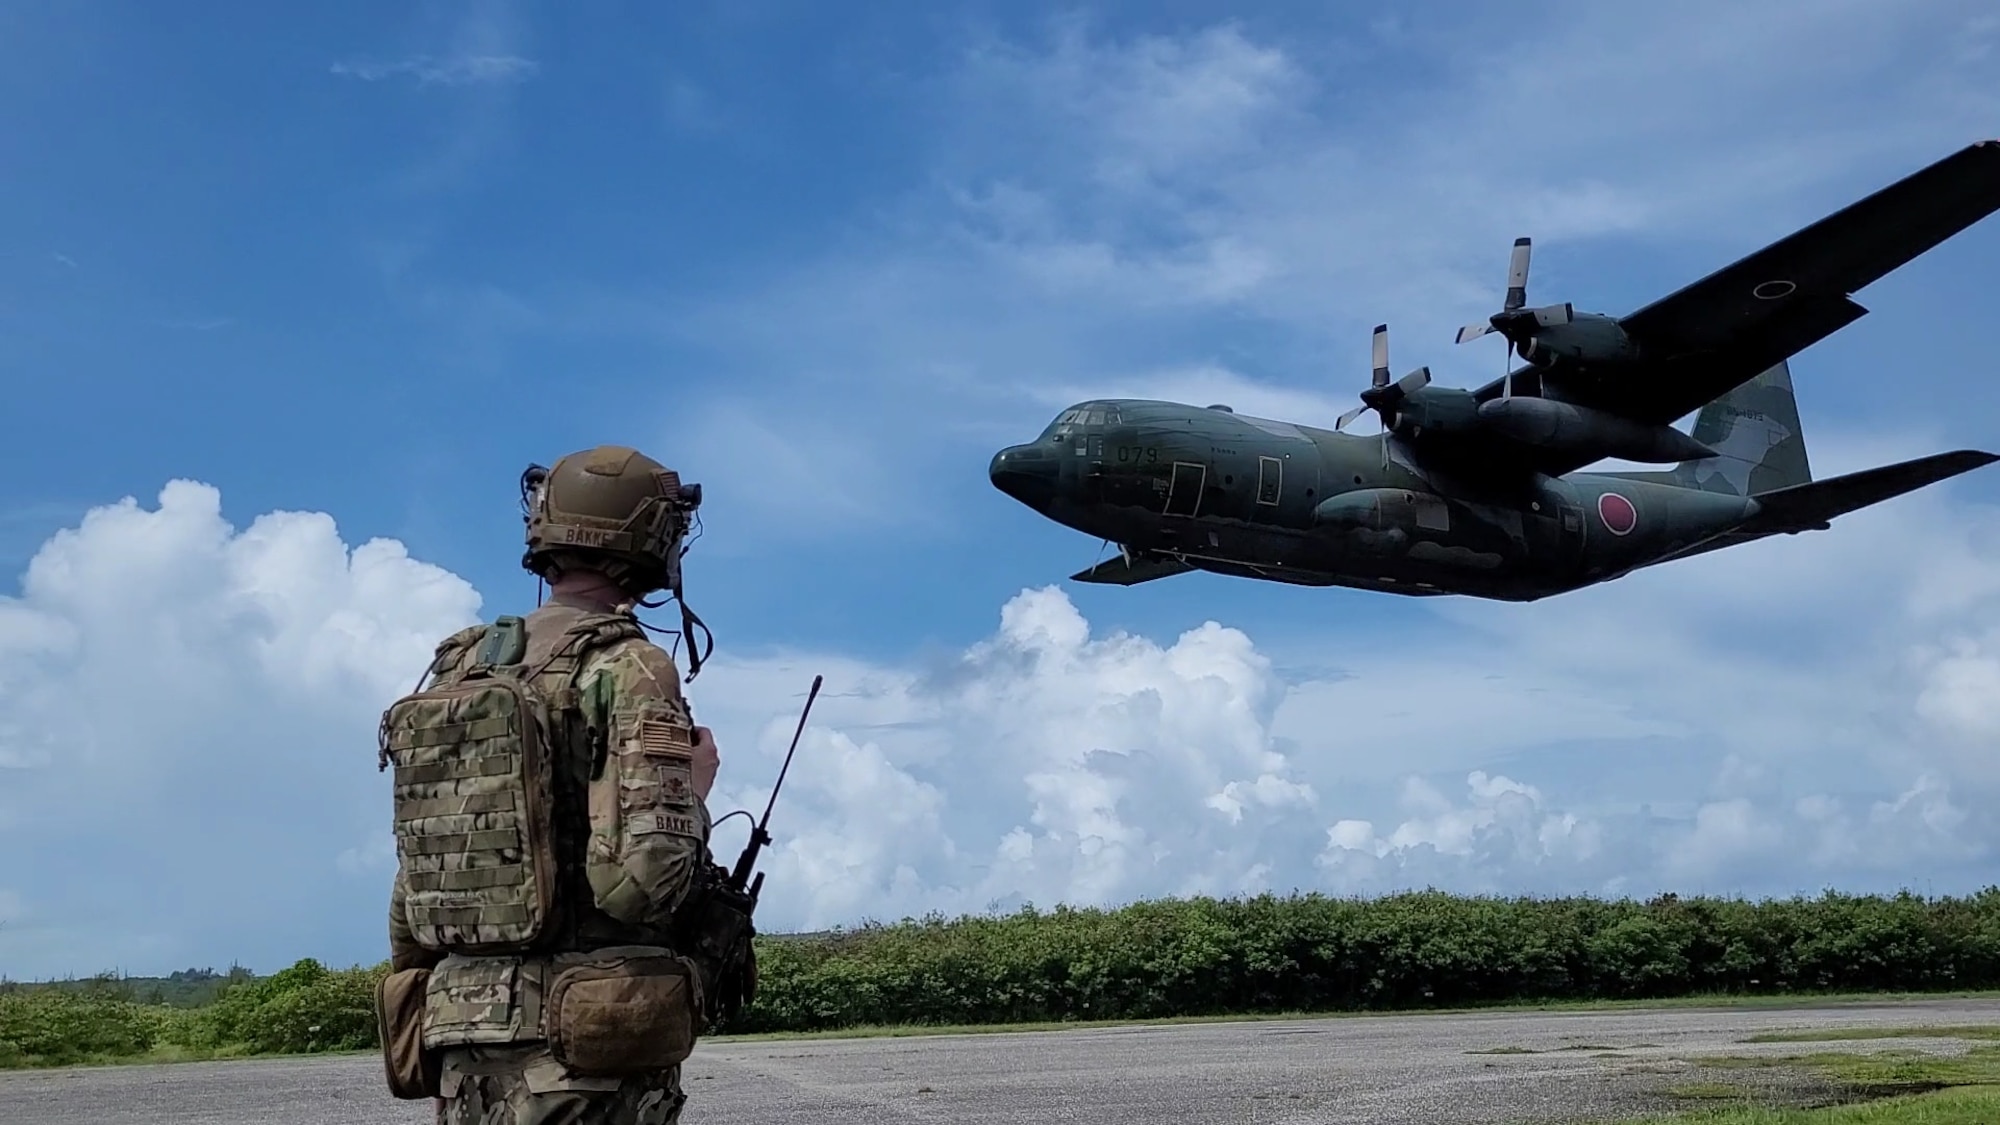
[638,717,692,758]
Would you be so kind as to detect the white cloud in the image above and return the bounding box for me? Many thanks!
[1915,634,2000,739]
[336,0,541,201]
[0,482,480,978]
[331,54,538,87]
[685,478,2000,928]
[3,466,1998,975]
[334,0,538,89]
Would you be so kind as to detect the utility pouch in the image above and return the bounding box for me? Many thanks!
[545,947,705,1076]
[421,954,542,1049]
[376,967,441,1100]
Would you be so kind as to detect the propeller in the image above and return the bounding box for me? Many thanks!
[1453,237,1574,396]
[1336,322,1431,433]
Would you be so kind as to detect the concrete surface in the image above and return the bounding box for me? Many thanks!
[3,998,1996,1124]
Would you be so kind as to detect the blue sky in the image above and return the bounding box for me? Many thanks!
[3,1,2000,979]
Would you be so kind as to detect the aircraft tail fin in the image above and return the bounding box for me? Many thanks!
[1672,360,1813,496]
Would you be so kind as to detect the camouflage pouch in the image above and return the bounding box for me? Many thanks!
[375,966,440,1100]
[585,697,706,924]
[545,946,704,1076]
[380,671,558,954]
[421,954,544,1050]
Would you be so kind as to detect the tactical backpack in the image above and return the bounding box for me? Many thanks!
[375,611,712,1097]
[377,615,627,953]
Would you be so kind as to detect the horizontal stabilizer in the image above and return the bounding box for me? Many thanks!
[1745,449,1998,533]
[1071,551,1195,586]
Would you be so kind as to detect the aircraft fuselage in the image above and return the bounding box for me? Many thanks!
[989,398,1759,600]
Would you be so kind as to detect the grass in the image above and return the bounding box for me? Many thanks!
[1602,1034,2000,1123]
[1740,1027,2000,1045]
[1625,1088,2000,1123]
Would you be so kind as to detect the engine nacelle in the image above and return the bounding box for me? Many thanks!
[1515,311,1641,369]
[1476,396,1717,464]
[1387,386,1482,440]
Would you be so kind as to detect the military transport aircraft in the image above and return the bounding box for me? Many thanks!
[987,139,2000,600]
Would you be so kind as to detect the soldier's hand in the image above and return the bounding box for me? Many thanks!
[691,725,719,801]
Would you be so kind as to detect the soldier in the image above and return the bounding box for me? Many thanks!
[373,445,724,1125]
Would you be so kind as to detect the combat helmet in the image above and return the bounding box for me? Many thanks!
[520,444,704,599]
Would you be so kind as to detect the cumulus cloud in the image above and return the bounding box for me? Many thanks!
[3,471,1998,976]
[687,480,2000,930]
[0,482,479,978]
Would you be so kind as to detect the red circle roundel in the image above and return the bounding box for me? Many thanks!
[1597,492,1637,536]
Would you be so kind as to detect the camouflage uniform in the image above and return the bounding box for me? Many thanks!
[389,596,711,1125]
[378,447,720,1125]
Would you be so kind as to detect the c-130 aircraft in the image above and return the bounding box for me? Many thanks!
[988,140,2000,600]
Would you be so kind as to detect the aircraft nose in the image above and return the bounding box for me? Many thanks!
[989,443,1059,511]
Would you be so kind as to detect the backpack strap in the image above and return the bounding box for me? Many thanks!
[523,613,648,712]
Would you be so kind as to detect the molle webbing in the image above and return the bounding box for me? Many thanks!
[422,955,543,1048]
[382,611,648,958]
[383,678,554,952]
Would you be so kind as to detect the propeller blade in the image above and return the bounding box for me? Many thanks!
[1504,237,1531,312]
[1454,321,1493,345]
[1371,323,1390,389]
[1336,404,1369,431]
[1531,301,1574,327]
[1395,366,1432,395]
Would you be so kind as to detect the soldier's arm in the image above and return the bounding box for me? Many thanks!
[578,639,713,924]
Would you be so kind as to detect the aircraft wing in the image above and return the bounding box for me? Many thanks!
[1070,551,1195,586]
[1471,140,2000,433]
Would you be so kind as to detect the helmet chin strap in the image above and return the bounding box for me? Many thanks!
[628,581,714,683]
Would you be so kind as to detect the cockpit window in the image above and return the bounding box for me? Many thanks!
[1046,404,1118,439]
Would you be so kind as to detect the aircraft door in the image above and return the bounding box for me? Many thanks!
[1164,461,1206,517]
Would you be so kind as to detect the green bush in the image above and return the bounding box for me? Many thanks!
[0,989,184,1065]
[187,958,386,1054]
[0,958,384,1066]
[728,887,2000,1032]
[8,888,2000,1066]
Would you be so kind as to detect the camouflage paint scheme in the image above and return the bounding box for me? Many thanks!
[990,141,2000,599]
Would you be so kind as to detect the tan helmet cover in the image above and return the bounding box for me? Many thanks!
[521,445,700,596]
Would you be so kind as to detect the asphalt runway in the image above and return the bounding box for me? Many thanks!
[4,998,1996,1124]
